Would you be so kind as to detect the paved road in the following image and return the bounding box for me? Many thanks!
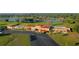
[6,30,59,46]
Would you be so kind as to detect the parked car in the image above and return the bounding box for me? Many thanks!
[0,26,11,35]
[0,30,4,34]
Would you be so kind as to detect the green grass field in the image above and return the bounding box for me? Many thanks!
[0,21,18,25]
[0,21,49,26]
[0,34,31,46]
[0,21,65,28]
[48,32,79,46]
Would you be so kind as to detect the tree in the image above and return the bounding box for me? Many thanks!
[0,25,7,30]
[65,17,74,24]
[73,23,79,32]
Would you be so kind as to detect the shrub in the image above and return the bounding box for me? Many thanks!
[73,23,79,33]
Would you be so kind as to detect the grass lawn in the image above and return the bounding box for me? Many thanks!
[0,34,12,45]
[48,32,79,46]
[0,21,64,26]
[0,21,18,26]
[21,22,49,25]
[52,22,63,26]
[0,34,31,46]
[0,21,49,26]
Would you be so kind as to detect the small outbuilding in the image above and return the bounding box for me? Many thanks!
[52,26,71,34]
